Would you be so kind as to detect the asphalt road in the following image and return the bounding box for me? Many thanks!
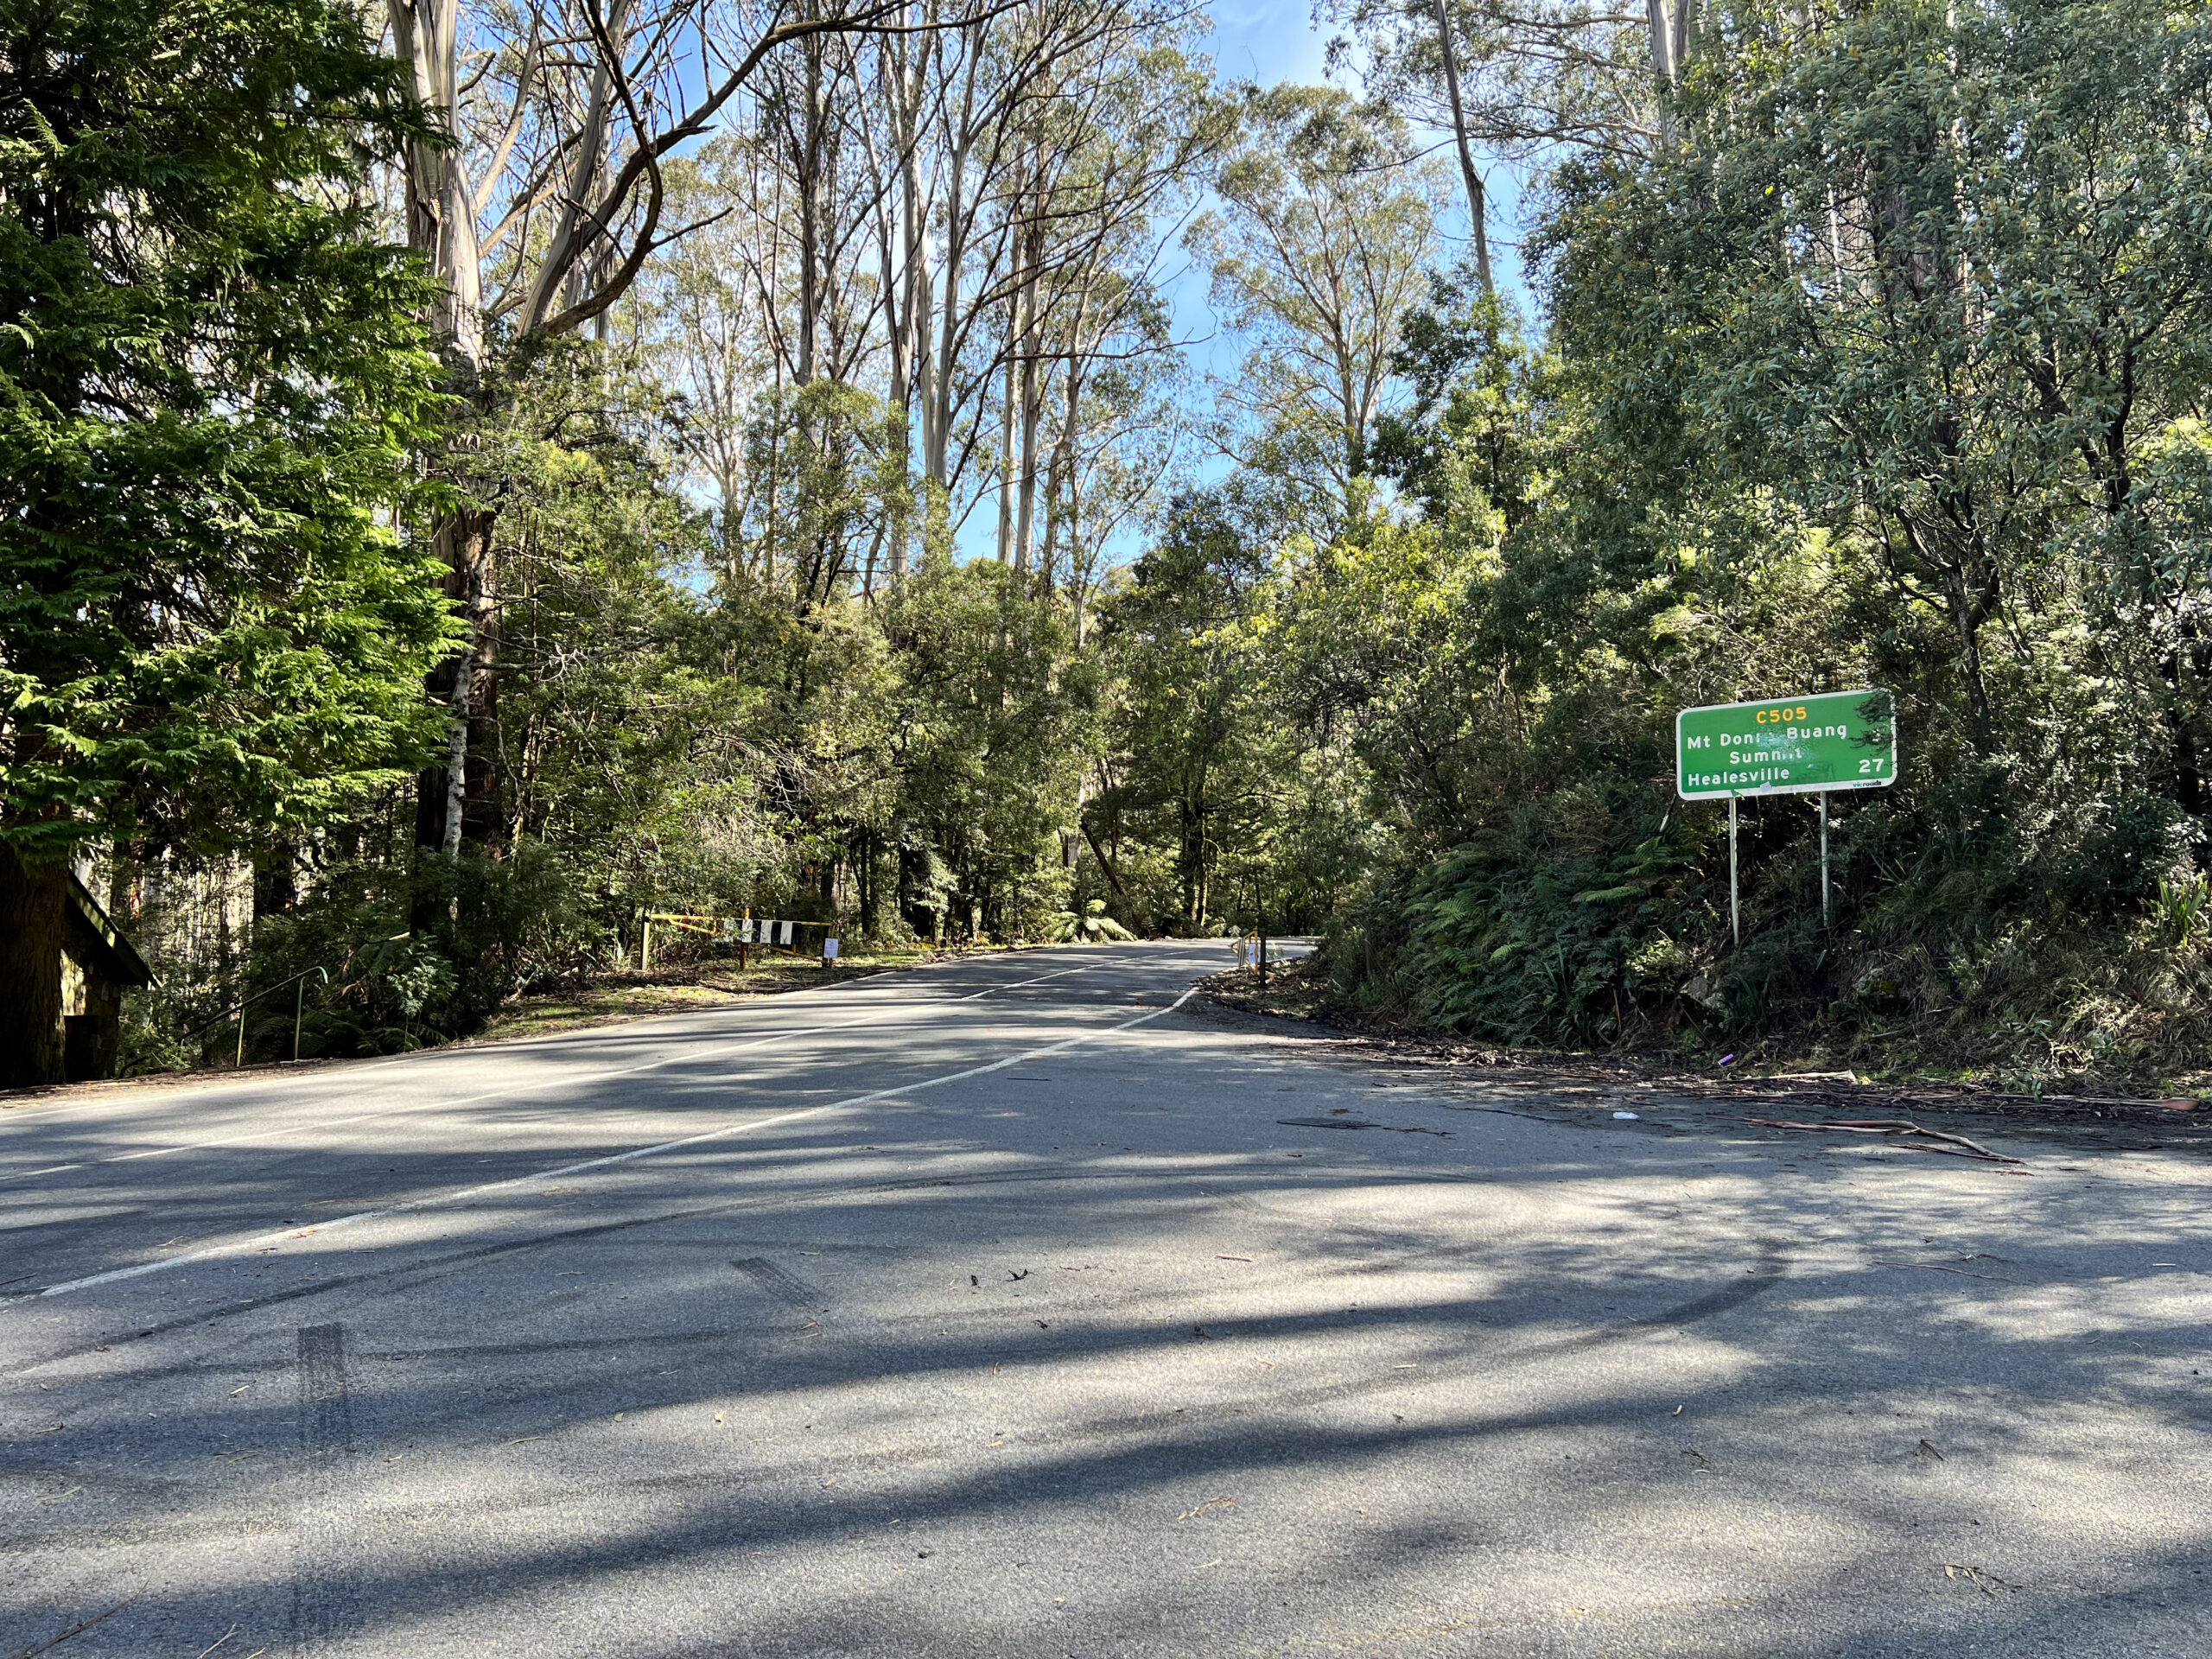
[3,940,2209,1658]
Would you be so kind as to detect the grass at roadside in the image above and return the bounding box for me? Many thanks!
[467,946,957,1046]
[3,944,1033,1104]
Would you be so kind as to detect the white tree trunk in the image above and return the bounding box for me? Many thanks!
[389,0,484,378]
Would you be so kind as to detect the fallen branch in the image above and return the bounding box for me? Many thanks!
[1742,1118,2023,1164]
[5,1599,137,1659]
[1943,1561,2018,1595]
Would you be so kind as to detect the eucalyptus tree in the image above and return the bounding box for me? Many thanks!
[384,0,990,859]
[991,16,1224,578]
[626,0,1218,601]
[627,143,773,578]
[849,0,1216,568]
[1546,0,2212,761]
[1192,86,1450,531]
[1323,0,1691,298]
[1331,0,1688,168]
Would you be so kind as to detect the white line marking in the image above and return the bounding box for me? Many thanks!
[0,966,1096,1188]
[0,958,1100,1128]
[39,986,1198,1297]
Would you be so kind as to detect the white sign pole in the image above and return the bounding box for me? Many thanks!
[1820,791,1830,924]
[1729,796,1739,945]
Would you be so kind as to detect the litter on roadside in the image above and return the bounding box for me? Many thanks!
[1276,1116,1452,1137]
[1943,1562,2017,1595]
[1741,1117,2023,1164]
[1612,1110,1640,1120]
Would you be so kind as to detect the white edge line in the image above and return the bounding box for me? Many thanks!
[0,958,1098,1127]
[0,965,1097,1189]
[40,985,1198,1298]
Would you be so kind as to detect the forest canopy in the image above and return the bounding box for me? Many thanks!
[6,0,2212,1090]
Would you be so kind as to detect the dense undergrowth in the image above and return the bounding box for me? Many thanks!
[1326,783,2212,1094]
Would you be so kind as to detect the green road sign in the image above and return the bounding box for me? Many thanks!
[1676,689,1897,800]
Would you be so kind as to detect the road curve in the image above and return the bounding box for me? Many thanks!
[3,940,2208,1658]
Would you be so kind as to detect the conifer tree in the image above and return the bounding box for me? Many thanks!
[0,0,454,1083]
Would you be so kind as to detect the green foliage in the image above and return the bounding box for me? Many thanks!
[1093,484,1301,931]
[1049,899,1137,944]
[73,0,2212,1093]
[0,0,456,862]
[880,554,1101,939]
[1296,0,2212,1082]
[1190,85,1450,529]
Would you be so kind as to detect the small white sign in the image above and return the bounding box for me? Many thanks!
[823,938,840,960]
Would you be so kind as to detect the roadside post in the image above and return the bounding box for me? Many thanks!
[1675,690,1897,944]
[292,967,328,1062]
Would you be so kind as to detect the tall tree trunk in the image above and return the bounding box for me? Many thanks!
[516,0,629,335]
[389,0,485,383]
[1433,0,1492,292]
[1043,316,1085,595]
[995,291,1019,563]
[791,33,826,388]
[1643,0,1698,142]
[393,0,501,865]
[1041,401,1068,594]
[925,27,984,489]
[1179,790,1205,931]
[1014,219,1045,574]
[871,27,929,585]
[0,842,67,1086]
[412,505,496,853]
[899,133,931,577]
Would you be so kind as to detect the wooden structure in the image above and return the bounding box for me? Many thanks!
[60,873,155,1081]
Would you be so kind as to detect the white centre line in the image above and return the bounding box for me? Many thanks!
[38,985,1198,1298]
[1,964,1098,1186]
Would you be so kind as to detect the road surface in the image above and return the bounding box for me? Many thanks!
[3,941,2209,1656]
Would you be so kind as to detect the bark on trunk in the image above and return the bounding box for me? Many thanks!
[925,29,984,489]
[793,34,825,386]
[1179,790,1208,931]
[1646,0,1679,142]
[0,842,67,1087]
[1014,219,1045,574]
[995,304,1019,563]
[414,505,497,852]
[516,0,631,335]
[389,0,485,381]
[1433,0,1492,293]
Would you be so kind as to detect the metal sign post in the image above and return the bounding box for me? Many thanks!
[1820,791,1830,924]
[1675,690,1897,943]
[1729,797,1739,945]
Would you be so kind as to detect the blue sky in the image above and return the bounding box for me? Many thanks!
[1205,0,1331,86]
[963,1,1537,561]
[1193,0,1537,311]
